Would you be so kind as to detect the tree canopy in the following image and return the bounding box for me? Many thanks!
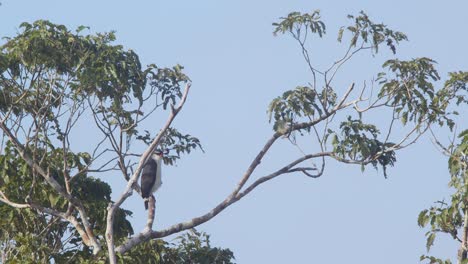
[418,129,468,264]
[0,10,466,263]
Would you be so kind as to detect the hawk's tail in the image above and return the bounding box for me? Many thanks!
[144,199,149,210]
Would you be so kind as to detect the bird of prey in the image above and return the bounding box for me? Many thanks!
[141,151,163,210]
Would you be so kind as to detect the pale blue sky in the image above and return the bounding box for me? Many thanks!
[1,1,467,263]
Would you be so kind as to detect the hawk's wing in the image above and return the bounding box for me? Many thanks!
[141,159,157,199]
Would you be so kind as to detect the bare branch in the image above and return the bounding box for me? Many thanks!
[325,44,373,87]
[144,196,156,232]
[0,191,29,209]
[335,83,355,110]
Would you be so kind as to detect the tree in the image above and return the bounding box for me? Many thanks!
[418,127,468,264]
[0,10,466,263]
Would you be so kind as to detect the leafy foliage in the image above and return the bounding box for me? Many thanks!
[0,20,193,150]
[121,230,235,264]
[0,141,133,261]
[136,127,203,166]
[268,10,464,181]
[0,20,205,262]
[150,64,190,110]
[328,117,396,177]
[420,255,453,264]
[268,86,334,133]
[443,71,468,107]
[418,130,468,262]
[377,60,467,131]
[340,11,407,54]
[159,128,204,166]
[273,10,326,37]
[378,58,440,124]
[0,10,465,263]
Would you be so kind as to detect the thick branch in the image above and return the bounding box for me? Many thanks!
[144,196,156,232]
[0,191,29,209]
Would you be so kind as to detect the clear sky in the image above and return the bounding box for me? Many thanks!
[1,1,467,263]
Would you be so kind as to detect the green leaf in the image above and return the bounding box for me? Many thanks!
[426,233,436,252]
[418,210,428,227]
[76,25,90,33]
[49,193,59,207]
[337,27,344,42]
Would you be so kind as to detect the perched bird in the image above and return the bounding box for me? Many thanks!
[141,151,163,210]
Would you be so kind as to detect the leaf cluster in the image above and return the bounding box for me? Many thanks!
[0,142,133,262]
[340,11,407,54]
[378,58,442,124]
[418,130,468,261]
[136,127,203,166]
[328,117,396,177]
[420,255,454,264]
[0,20,191,146]
[273,10,326,38]
[118,230,235,264]
[267,10,463,180]
[268,85,336,133]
